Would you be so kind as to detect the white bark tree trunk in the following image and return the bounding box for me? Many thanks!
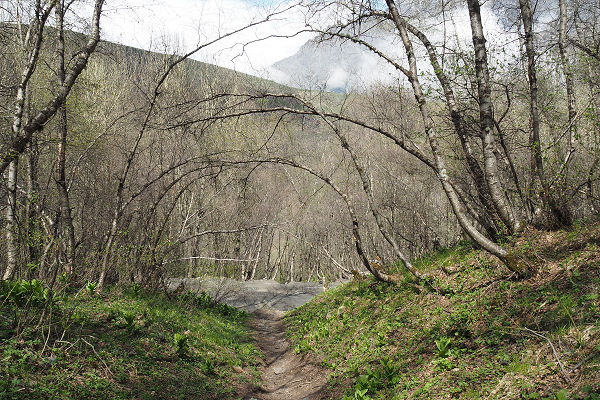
[3,159,19,280]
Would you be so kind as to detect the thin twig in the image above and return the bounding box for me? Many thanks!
[521,327,574,384]
[570,350,600,373]
[164,256,258,264]
[55,339,78,352]
[81,337,114,377]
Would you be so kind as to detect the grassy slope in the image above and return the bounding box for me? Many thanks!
[287,222,600,400]
[0,286,261,399]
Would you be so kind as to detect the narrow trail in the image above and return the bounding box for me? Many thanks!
[246,309,330,400]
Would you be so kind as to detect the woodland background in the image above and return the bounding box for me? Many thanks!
[0,0,599,289]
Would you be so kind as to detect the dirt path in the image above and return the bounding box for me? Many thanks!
[246,309,330,400]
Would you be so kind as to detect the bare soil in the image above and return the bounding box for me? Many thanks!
[246,309,331,400]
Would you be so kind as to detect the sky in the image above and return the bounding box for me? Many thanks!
[68,0,521,89]
[97,0,313,80]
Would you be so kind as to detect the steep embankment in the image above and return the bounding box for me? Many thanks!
[286,222,600,399]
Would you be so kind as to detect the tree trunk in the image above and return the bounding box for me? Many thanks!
[519,0,572,228]
[55,0,76,274]
[26,142,40,278]
[97,209,119,291]
[249,231,261,280]
[466,0,521,234]
[554,0,577,223]
[288,253,295,283]
[3,159,19,280]
[298,96,426,281]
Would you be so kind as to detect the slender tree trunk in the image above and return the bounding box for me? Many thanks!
[55,0,76,274]
[466,0,521,234]
[22,83,38,277]
[249,232,261,280]
[558,0,577,151]
[288,253,295,283]
[26,142,40,278]
[97,207,120,290]
[520,0,547,208]
[554,0,578,212]
[264,229,274,279]
[3,160,19,280]
[519,0,572,227]
[271,252,280,280]
[586,64,600,213]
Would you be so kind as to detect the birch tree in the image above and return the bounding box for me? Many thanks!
[1,0,105,280]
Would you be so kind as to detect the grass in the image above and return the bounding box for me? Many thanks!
[286,222,600,399]
[0,284,261,399]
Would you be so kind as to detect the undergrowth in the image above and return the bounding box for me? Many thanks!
[0,284,260,399]
[287,222,600,399]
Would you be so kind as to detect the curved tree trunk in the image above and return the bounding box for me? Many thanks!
[298,97,427,281]
[385,0,532,277]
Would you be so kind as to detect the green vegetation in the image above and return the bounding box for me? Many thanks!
[0,285,261,399]
[287,222,600,399]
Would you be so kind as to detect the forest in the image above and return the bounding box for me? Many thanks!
[0,0,598,286]
[0,0,599,398]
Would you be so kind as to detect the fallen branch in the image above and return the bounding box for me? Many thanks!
[521,327,573,384]
[163,256,258,264]
[82,336,114,378]
[570,350,600,373]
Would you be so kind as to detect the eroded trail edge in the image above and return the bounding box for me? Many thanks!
[247,309,329,400]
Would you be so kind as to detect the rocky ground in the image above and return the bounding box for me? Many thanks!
[168,277,343,312]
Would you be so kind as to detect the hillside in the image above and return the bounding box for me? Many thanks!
[1,224,599,399]
[0,22,296,95]
[286,221,600,399]
[96,38,296,95]
[0,286,261,399]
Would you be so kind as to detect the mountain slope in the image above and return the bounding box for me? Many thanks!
[272,25,400,92]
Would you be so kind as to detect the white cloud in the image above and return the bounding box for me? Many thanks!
[65,0,520,88]
[268,1,521,90]
[326,66,349,89]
